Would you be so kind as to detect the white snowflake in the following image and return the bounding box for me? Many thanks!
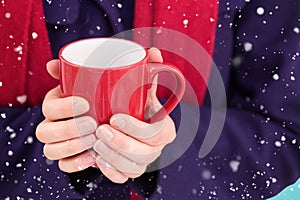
[16,95,27,104]
[0,113,6,118]
[244,42,253,52]
[8,150,13,156]
[32,32,38,39]
[183,19,189,27]
[256,7,265,15]
[272,74,279,80]
[229,160,240,172]
[291,75,296,81]
[4,12,11,19]
[274,141,282,147]
[117,3,122,8]
[14,46,23,53]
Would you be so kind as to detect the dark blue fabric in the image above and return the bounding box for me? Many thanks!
[1,0,300,199]
[44,0,134,58]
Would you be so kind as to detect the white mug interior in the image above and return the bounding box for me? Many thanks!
[61,38,146,68]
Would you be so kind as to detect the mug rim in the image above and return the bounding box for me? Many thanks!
[59,37,148,70]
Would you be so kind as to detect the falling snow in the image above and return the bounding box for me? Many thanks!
[183,19,189,27]
[202,169,212,180]
[275,141,282,147]
[14,46,23,53]
[244,42,253,52]
[229,160,240,172]
[272,74,279,80]
[4,12,11,19]
[256,7,265,15]
[0,113,6,118]
[16,95,27,104]
[7,150,13,156]
[117,3,122,8]
[32,32,38,39]
[0,1,299,199]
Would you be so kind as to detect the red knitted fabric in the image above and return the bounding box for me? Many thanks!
[0,0,58,107]
[134,0,219,105]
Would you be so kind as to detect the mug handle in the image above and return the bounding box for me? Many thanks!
[145,63,186,123]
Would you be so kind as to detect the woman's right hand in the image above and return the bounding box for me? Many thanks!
[36,60,98,173]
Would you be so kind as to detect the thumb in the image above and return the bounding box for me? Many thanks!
[147,47,163,63]
[46,59,60,80]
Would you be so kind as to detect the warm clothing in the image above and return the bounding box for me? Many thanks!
[0,0,299,199]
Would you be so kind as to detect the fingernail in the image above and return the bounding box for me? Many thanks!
[77,117,97,135]
[94,140,110,154]
[83,154,96,165]
[97,126,113,141]
[73,97,89,115]
[80,134,96,147]
[96,157,112,169]
[149,47,160,53]
[111,117,126,129]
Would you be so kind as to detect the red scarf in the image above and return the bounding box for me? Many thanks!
[0,0,57,107]
[134,0,219,105]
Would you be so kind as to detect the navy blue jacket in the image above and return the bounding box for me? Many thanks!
[0,0,299,199]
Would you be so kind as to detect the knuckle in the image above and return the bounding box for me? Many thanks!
[66,120,78,138]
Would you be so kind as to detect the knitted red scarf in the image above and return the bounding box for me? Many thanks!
[134,0,219,105]
[0,0,57,107]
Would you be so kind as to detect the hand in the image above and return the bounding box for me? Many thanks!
[35,48,177,184]
[36,60,98,172]
[93,48,176,183]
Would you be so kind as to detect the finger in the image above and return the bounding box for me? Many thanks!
[46,59,60,79]
[95,157,129,184]
[147,47,162,98]
[43,134,96,160]
[95,125,161,165]
[58,151,96,173]
[110,114,175,146]
[147,47,163,63]
[93,139,147,174]
[42,86,90,120]
[36,116,97,143]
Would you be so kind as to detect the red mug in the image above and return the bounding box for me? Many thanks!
[59,38,185,124]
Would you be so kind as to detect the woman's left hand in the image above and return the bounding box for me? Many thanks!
[93,48,176,183]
